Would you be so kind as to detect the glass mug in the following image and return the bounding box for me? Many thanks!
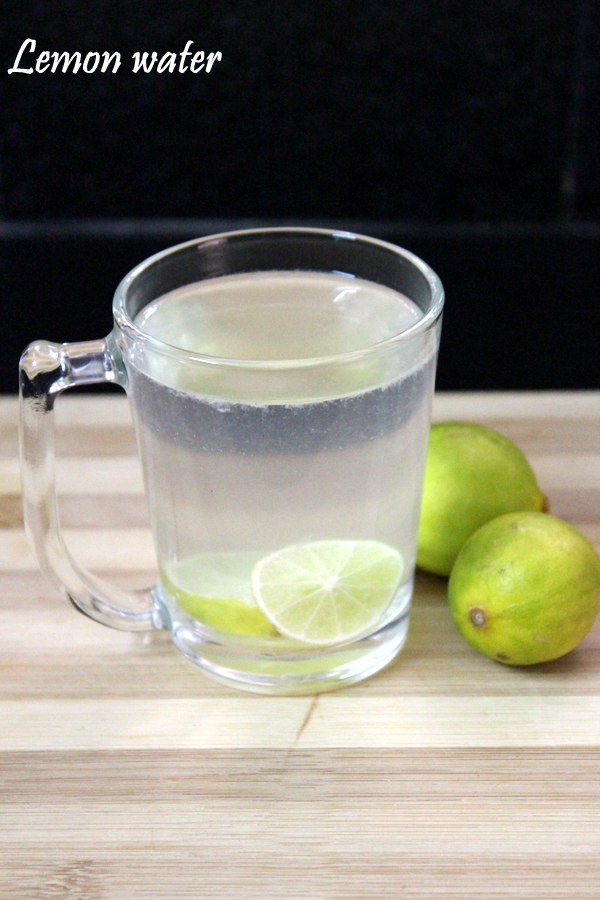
[20,228,444,694]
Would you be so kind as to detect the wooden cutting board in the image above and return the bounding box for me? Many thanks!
[2,392,600,899]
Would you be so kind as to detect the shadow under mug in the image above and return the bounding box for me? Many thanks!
[20,228,444,694]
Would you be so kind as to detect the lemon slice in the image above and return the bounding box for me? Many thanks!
[162,552,278,637]
[251,540,404,646]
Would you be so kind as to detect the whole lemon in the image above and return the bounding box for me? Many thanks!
[448,512,600,665]
[417,422,545,576]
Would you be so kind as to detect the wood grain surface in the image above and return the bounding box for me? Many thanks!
[1,392,599,899]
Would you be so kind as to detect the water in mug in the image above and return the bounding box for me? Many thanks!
[129,271,435,649]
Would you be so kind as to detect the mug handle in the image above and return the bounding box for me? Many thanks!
[19,337,156,631]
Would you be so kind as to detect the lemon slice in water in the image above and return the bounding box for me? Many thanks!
[162,551,278,637]
[251,540,404,646]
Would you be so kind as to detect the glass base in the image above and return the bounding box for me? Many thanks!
[153,584,411,695]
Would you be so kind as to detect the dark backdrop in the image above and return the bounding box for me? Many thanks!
[2,1,599,392]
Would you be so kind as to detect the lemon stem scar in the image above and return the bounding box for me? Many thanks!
[469,606,487,628]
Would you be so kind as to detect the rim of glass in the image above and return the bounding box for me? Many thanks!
[113,227,444,369]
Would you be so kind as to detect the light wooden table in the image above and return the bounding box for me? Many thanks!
[2,392,600,899]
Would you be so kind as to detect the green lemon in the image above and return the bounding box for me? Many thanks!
[417,422,546,576]
[448,512,600,665]
[162,552,278,638]
[251,539,404,646]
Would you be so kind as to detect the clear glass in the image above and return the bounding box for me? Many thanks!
[20,228,444,694]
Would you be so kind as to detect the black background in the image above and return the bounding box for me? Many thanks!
[2,1,599,393]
